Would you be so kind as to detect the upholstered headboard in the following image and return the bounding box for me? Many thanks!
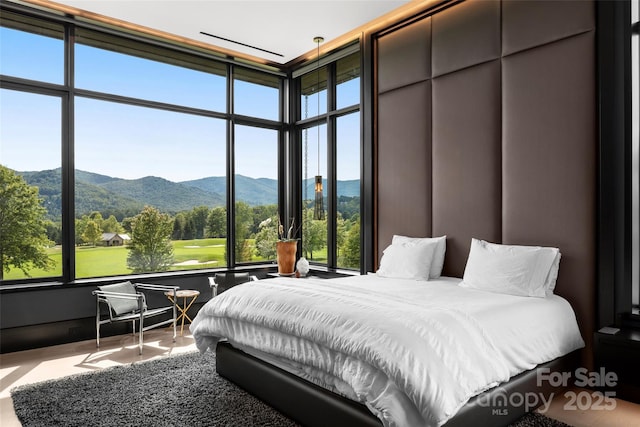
[375,0,596,366]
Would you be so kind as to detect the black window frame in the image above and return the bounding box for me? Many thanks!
[0,3,286,286]
[292,48,362,272]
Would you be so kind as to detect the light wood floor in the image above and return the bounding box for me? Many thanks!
[1,330,639,427]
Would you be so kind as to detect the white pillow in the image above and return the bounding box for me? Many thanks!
[376,240,437,281]
[460,239,559,297]
[392,235,446,278]
[545,251,562,295]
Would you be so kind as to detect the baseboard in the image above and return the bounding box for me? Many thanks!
[0,317,125,354]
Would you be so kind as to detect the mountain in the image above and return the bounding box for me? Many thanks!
[19,169,145,220]
[181,175,279,206]
[302,178,360,198]
[100,176,225,212]
[74,170,120,185]
[18,169,360,221]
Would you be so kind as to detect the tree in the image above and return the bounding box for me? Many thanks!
[101,215,124,233]
[254,216,278,260]
[190,206,210,239]
[0,166,55,279]
[205,207,226,238]
[234,201,254,262]
[340,217,360,269]
[172,213,186,240]
[82,220,102,246]
[126,206,174,273]
[302,207,326,260]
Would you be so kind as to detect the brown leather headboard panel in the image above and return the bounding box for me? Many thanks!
[431,0,500,77]
[502,31,597,360]
[377,81,433,249]
[432,60,502,277]
[375,0,596,367]
[378,17,431,94]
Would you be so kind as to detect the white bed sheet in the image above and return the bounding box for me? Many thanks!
[190,275,584,427]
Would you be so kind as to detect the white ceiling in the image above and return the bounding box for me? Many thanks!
[49,0,413,65]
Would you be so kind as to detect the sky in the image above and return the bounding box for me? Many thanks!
[0,25,360,182]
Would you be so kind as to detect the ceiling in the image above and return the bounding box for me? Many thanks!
[35,0,415,66]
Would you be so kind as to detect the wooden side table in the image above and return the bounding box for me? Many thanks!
[165,289,200,335]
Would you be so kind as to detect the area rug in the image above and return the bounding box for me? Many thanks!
[11,351,569,427]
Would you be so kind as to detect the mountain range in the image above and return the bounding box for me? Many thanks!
[18,168,359,220]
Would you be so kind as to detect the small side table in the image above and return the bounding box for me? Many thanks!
[165,289,200,335]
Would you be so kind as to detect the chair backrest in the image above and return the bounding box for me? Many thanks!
[97,281,140,316]
[214,272,251,288]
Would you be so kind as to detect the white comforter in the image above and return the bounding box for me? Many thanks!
[190,275,584,427]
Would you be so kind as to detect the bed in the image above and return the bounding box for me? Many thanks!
[191,255,584,427]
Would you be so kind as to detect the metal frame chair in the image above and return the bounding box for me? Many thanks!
[92,282,179,355]
[208,272,258,298]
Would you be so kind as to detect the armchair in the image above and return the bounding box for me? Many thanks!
[93,281,179,355]
[208,272,258,298]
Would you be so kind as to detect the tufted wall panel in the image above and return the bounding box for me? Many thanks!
[375,0,596,366]
[432,59,502,277]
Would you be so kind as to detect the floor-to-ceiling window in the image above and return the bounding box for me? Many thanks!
[295,49,361,270]
[0,12,65,281]
[0,7,284,284]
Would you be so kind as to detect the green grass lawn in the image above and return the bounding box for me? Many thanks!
[3,238,330,281]
[4,238,239,280]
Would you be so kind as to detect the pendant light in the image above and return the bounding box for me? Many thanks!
[313,36,325,221]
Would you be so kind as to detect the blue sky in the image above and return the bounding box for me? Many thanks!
[0,25,360,182]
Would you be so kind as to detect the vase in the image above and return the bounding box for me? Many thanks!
[276,240,297,276]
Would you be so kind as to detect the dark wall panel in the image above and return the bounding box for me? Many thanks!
[377,81,432,255]
[502,32,596,362]
[375,0,596,366]
[502,0,595,56]
[432,60,502,277]
[431,0,500,77]
[377,17,431,94]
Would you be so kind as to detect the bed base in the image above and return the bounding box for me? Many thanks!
[216,341,577,427]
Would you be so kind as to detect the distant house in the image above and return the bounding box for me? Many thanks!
[101,233,131,247]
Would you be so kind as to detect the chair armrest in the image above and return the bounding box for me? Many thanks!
[92,290,142,300]
[134,283,180,294]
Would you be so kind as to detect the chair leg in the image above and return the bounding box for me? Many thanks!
[172,300,177,343]
[138,313,144,355]
[96,301,101,349]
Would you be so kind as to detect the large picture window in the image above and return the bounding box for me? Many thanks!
[1,8,284,285]
[74,98,227,278]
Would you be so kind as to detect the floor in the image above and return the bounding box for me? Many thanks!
[1,330,639,427]
[1,329,196,427]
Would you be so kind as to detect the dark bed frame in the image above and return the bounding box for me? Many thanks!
[215,0,596,425]
[217,341,578,427]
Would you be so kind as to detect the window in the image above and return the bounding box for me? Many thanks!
[0,89,63,280]
[234,68,280,120]
[0,12,64,84]
[76,29,227,112]
[296,50,361,270]
[234,125,279,263]
[336,112,361,269]
[74,98,227,278]
[1,9,284,285]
